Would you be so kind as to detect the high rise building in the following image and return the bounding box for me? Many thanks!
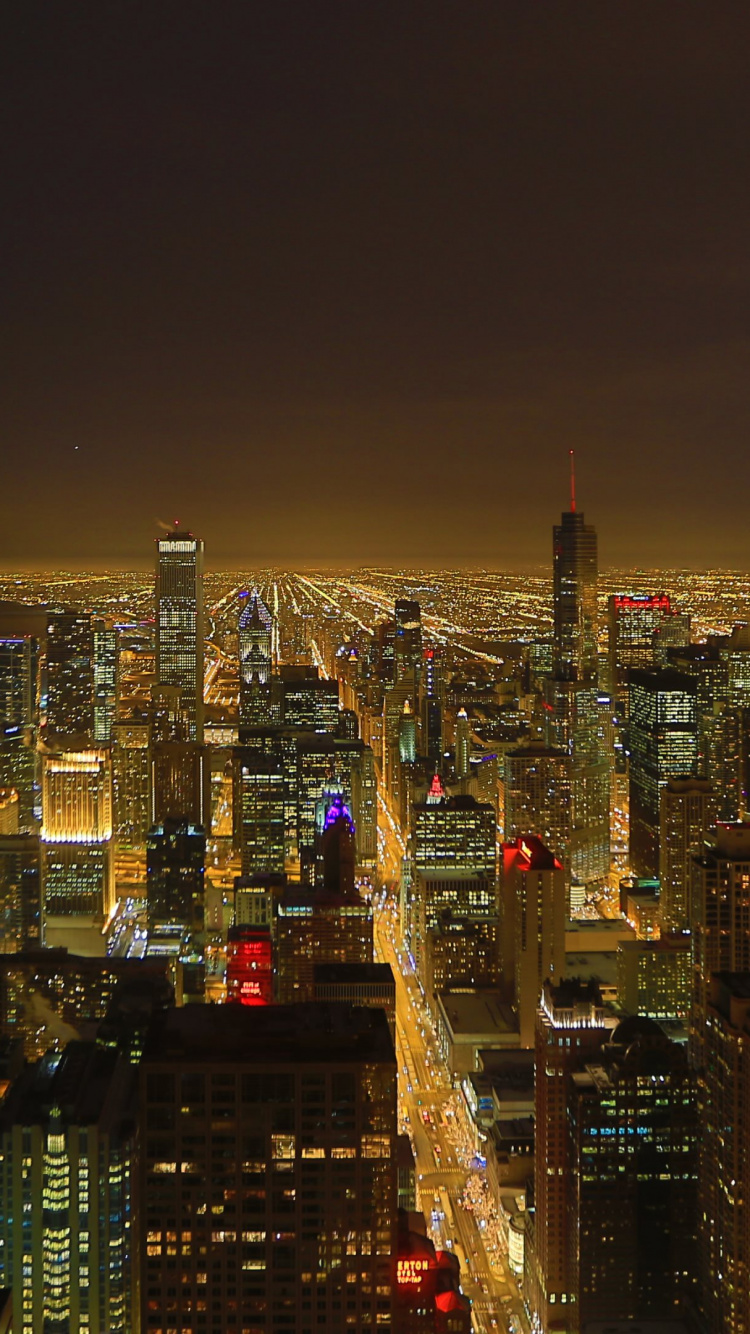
[0,834,40,951]
[616,933,692,1020]
[225,922,273,1005]
[151,738,208,827]
[503,739,572,876]
[567,1016,698,1327]
[552,464,598,685]
[155,526,204,743]
[41,749,114,954]
[413,792,496,880]
[136,1003,397,1334]
[454,707,470,780]
[44,607,95,741]
[239,589,273,684]
[700,972,750,1334]
[92,616,119,742]
[607,592,673,702]
[146,819,205,999]
[628,667,698,877]
[239,590,275,726]
[274,882,373,1003]
[549,470,609,892]
[0,1040,137,1334]
[659,775,714,931]
[690,822,750,1065]
[526,979,607,1333]
[280,665,339,732]
[543,676,609,893]
[500,837,566,1047]
[111,718,152,850]
[394,599,422,684]
[421,647,443,766]
[0,635,38,734]
[233,748,286,876]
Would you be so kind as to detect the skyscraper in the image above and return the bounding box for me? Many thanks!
[394,599,422,684]
[526,979,607,1332]
[454,707,470,780]
[659,775,714,931]
[503,739,572,875]
[239,589,273,685]
[146,817,205,1000]
[233,747,286,876]
[548,461,609,891]
[92,616,118,742]
[690,822,750,1066]
[0,1040,137,1334]
[41,749,114,954]
[155,526,204,743]
[239,590,275,726]
[500,836,566,1047]
[567,1016,698,1326]
[628,667,699,877]
[44,607,95,741]
[421,647,443,766]
[111,718,152,850]
[136,1004,397,1334]
[607,592,675,703]
[700,972,750,1334]
[552,458,598,686]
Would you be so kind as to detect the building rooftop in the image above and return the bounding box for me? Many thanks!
[143,1002,395,1065]
[437,990,517,1040]
[313,962,394,986]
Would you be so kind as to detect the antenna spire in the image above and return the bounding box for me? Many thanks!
[569,450,576,512]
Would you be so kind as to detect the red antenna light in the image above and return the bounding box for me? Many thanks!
[569,450,576,512]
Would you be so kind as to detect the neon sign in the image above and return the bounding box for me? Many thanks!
[397,1257,429,1286]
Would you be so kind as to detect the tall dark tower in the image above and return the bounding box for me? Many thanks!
[546,454,609,896]
[552,451,598,684]
[155,526,204,743]
[394,599,422,684]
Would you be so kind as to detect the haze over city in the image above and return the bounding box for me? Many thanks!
[2,6,750,1334]
[4,4,750,567]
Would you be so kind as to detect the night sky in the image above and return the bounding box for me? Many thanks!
[4,3,750,568]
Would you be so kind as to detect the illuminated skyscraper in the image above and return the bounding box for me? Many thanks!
[394,599,422,684]
[92,616,118,742]
[552,457,598,686]
[628,667,699,877]
[146,817,205,1001]
[548,461,609,891]
[45,607,95,741]
[155,527,204,743]
[111,719,152,850]
[526,979,607,1332]
[659,775,714,931]
[421,647,443,765]
[500,836,566,1047]
[0,632,40,831]
[607,592,674,703]
[700,972,750,1334]
[0,1041,137,1334]
[690,822,750,1067]
[239,590,273,685]
[454,707,470,780]
[41,749,114,954]
[567,1017,698,1326]
[503,739,572,876]
[233,748,286,875]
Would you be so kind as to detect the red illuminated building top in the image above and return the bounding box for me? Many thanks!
[613,594,671,612]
